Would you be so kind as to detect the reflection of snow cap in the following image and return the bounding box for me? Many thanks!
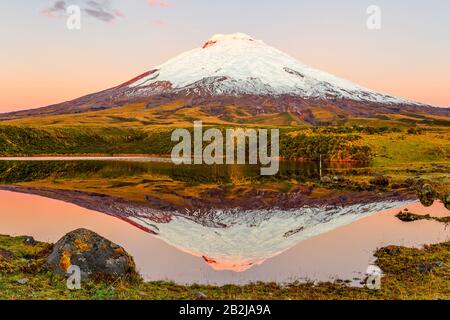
[129,200,411,272]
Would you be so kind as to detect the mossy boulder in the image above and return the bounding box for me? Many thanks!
[46,228,137,281]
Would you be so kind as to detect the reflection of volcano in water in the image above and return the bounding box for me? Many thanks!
[129,201,411,272]
[1,185,413,272]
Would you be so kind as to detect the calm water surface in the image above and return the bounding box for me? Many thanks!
[0,192,448,285]
[0,159,448,285]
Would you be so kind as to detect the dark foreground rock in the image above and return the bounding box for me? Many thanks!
[46,228,137,281]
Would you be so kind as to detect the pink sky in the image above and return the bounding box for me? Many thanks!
[1,0,449,112]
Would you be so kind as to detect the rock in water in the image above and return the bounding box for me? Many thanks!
[46,228,136,281]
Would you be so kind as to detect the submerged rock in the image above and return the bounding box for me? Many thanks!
[396,211,430,222]
[46,228,137,281]
[395,209,450,224]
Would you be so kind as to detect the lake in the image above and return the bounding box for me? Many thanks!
[0,159,448,285]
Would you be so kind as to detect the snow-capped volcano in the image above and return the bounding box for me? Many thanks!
[2,32,448,121]
[125,32,409,104]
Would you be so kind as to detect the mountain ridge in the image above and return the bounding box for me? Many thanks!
[1,32,449,123]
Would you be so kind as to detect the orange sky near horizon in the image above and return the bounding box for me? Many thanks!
[1,0,449,112]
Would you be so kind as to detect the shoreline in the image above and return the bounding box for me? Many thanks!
[0,154,368,163]
[0,184,418,213]
[0,156,173,162]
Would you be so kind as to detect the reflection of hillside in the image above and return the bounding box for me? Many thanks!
[0,159,418,212]
[0,160,362,185]
[0,185,413,272]
[0,160,329,207]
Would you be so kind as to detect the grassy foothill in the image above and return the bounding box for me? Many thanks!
[0,103,448,164]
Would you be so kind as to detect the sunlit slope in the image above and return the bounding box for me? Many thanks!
[2,101,450,128]
[1,102,307,128]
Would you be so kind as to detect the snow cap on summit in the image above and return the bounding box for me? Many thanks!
[125,32,421,106]
[207,33,258,42]
[202,33,263,49]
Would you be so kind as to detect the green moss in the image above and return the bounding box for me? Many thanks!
[0,125,175,156]
[280,133,373,162]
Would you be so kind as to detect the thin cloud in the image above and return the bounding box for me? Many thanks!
[147,0,170,8]
[84,0,116,22]
[147,19,165,27]
[40,0,67,17]
[113,9,126,18]
[41,0,124,22]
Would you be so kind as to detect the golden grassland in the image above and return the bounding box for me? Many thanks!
[1,234,449,300]
[1,103,291,128]
[2,102,449,128]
